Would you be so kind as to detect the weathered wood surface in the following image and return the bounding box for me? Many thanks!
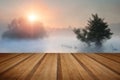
[0,53,120,80]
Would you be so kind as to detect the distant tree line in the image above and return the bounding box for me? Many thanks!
[2,18,46,39]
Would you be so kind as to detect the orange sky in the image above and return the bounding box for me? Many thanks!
[0,0,120,28]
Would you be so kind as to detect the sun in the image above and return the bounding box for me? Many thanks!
[28,13,38,22]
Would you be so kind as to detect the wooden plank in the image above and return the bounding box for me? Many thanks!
[73,54,120,80]
[0,54,20,63]
[60,54,93,80]
[107,53,120,57]
[97,53,120,57]
[25,54,47,80]
[0,53,119,80]
[31,54,57,80]
[98,54,120,63]
[0,54,32,74]
[57,54,62,80]
[86,54,120,74]
[0,54,45,80]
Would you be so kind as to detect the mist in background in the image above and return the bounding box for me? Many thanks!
[0,25,120,53]
[0,0,120,52]
[2,18,47,39]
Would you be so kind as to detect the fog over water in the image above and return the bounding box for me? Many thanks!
[0,27,120,53]
[0,0,120,53]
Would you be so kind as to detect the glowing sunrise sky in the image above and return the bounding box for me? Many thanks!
[0,0,120,28]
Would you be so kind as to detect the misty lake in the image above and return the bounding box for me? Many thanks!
[0,29,120,53]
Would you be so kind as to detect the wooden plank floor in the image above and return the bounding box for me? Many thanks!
[0,53,120,80]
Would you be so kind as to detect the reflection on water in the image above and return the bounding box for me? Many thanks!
[0,30,120,53]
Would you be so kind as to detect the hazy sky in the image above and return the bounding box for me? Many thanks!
[0,0,120,28]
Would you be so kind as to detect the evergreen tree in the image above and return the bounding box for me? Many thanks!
[73,14,113,47]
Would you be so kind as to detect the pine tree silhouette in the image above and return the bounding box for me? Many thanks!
[74,14,113,47]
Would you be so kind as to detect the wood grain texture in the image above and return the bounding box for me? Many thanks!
[0,54,20,63]
[86,54,120,74]
[74,54,120,80]
[0,53,119,80]
[31,54,57,80]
